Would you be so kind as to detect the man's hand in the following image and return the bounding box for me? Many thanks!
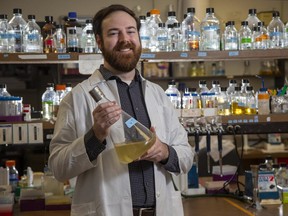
[139,127,169,163]
[92,101,121,142]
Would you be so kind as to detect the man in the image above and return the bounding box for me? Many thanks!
[48,4,194,216]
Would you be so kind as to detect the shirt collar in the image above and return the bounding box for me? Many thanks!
[99,65,142,82]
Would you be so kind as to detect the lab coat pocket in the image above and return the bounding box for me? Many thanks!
[151,106,171,143]
[71,201,103,216]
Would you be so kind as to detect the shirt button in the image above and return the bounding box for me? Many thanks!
[156,192,160,198]
[135,107,139,111]
[145,182,149,187]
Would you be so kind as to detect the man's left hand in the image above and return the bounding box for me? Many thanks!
[138,127,169,163]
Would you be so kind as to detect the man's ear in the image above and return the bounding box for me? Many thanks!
[96,35,102,51]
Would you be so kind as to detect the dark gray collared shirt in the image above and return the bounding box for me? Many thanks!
[84,65,180,208]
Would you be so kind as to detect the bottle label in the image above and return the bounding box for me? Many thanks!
[27,34,39,40]
[0,33,8,39]
[241,38,252,43]
[188,30,200,37]
[125,117,137,128]
[203,26,219,31]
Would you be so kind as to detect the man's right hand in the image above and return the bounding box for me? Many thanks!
[92,101,122,142]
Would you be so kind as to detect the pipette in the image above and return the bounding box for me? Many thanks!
[217,129,223,177]
[206,126,211,174]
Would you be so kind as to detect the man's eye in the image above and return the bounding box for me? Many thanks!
[108,32,118,36]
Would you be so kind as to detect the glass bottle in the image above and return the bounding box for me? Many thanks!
[81,19,93,50]
[172,22,185,51]
[182,88,192,110]
[44,32,56,53]
[217,86,230,115]
[245,8,261,30]
[64,83,72,96]
[211,62,217,75]
[165,80,181,109]
[197,61,206,76]
[231,86,245,115]
[272,164,280,183]
[182,7,200,51]
[197,80,209,94]
[23,15,42,53]
[200,8,220,51]
[209,80,221,95]
[264,156,274,171]
[147,9,162,52]
[41,16,56,52]
[82,29,97,53]
[226,79,237,96]
[190,88,201,110]
[64,12,82,53]
[139,15,150,52]
[241,79,250,93]
[8,8,27,52]
[166,24,174,52]
[276,163,288,187]
[42,83,56,121]
[254,22,270,49]
[0,83,11,96]
[156,23,168,52]
[5,160,19,192]
[42,165,64,196]
[89,82,156,164]
[222,21,238,50]
[239,21,252,50]
[165,11,178,27]
[245,86,257,114]
[0,14,15,53]
[53,24,66,53]
[53,84,66,118]
[284,22,288,48]
[267,11,285,49]
[67,29,79,53]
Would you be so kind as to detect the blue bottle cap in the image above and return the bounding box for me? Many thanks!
[68,12,77,19]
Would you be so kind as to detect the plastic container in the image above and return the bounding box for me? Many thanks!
[257,87,270,115]
[5,160,18,192]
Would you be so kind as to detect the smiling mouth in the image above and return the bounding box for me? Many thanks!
[120,48,131,52]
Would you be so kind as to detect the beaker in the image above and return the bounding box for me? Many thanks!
[89,82,155,164]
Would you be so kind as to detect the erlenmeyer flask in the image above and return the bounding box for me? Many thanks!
[89,82,156,164]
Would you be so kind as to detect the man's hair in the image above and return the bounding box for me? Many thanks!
[92,4,140,38]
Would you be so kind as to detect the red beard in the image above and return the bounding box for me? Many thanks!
[101,41,142,72]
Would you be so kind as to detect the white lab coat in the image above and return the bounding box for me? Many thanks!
[48,70,194,216]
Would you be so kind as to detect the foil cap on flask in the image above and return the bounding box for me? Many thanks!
[89,86,105,103]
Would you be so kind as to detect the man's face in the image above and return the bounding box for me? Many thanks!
[98,11,141,73]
